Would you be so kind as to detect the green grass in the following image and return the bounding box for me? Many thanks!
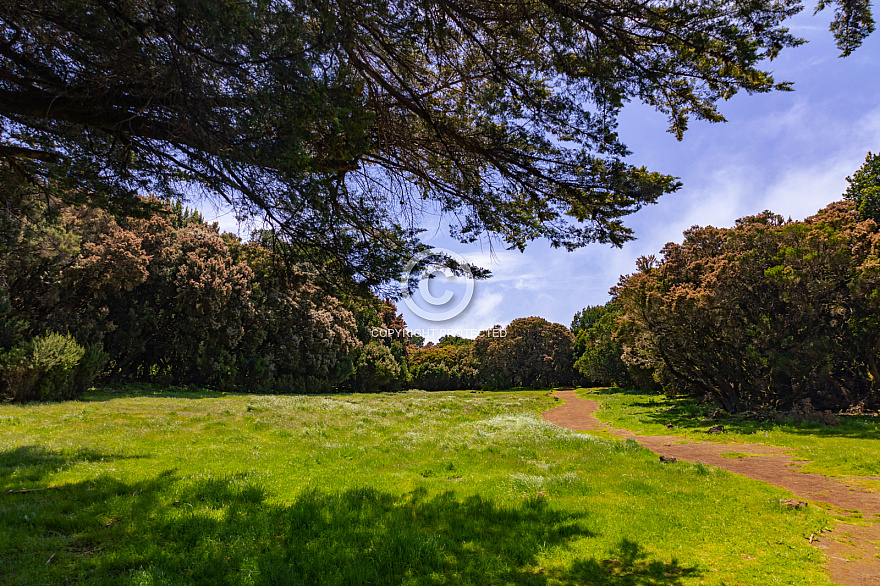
[579,387,880,478]
[0,386,834,585]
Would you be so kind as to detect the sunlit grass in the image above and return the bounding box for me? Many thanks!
[0,386,834,584]
[719,452,762,459]
[580,387,880,477]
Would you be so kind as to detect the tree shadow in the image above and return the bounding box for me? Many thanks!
[82,383,233,402]
[0,445,148,489]
[589,387,880,440]
[0,456,701,585]
[559,538,698,585]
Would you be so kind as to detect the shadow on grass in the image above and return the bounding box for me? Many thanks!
[0,445,148,489]
[0,448,699,585]
[82,382,233,402]
[563,538,698,585]
[85,383,566,402]
[589,387,880,441]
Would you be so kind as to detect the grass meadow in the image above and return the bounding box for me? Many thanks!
[580,388,880,480]
[1,387,834,585]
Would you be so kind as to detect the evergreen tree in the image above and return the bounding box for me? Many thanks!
[2,0,869,283]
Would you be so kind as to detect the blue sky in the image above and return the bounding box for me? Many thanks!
[204,11,880,342]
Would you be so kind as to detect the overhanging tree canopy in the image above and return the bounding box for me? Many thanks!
[0,0,873,286]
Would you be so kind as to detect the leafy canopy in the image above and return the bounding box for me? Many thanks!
[0,0,872,286]
[845,152,880,222]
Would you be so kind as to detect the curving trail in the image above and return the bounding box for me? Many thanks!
[543,389,880,586]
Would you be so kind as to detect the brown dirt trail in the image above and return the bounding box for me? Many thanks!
[543,390,880,586]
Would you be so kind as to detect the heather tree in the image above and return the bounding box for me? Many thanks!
[473,317,576,389]
[614,197,880,411]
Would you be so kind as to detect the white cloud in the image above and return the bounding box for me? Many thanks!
[193,22,880,343]
[513,275,547,290]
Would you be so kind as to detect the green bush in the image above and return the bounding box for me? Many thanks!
[71,344,109,395]
[572,303,633,388]
[0,333,86,402]
[472,318,576,389]
[346,342,405,392]
[407,341,478,391]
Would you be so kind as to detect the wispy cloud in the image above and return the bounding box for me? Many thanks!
[196,23,880,342]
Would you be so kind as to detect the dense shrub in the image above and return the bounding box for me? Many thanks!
[571,303,633,388]
[70,344,109,395]
[241,280,361,393]
[347,342,405,392]
[0,174,363,397]
[408,341,478,391]
[472,317,576,389]
[338,297,415,392]
[97,220,256,385]
[614,199,880,411]
[0,333,104,402]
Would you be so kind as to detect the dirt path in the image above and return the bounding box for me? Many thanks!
[543,389,880,586]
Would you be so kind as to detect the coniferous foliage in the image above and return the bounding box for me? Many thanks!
[3,0,871,283]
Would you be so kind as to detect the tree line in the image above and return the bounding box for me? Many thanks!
[5,155,880,413]
[2,0,876,407]
[572,153,880,413]
[0,167,577,401]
